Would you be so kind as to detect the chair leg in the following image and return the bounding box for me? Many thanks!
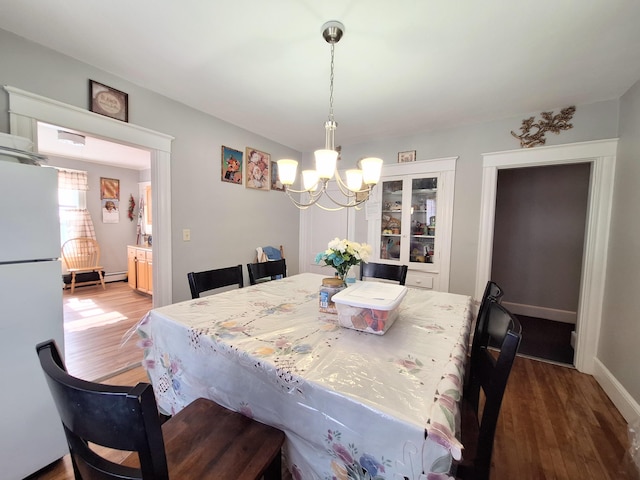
[70,272,76,294]
[263,451,282,480]
[98,270,106,289]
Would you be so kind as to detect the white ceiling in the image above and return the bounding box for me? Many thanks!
[2,1,640,153]
[37,122,151,170]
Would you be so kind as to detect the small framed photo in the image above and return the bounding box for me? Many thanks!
[398,150,417,163]
[90,80,128,122]
[221,146,243,184]
[270,161,285,191]
[102,199,119,223]
[245,147,271,191]
[100,177,120,200]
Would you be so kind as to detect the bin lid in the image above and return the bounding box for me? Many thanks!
[332,282,407,310]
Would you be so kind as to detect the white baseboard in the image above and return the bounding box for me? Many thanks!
[593,357,640,424]
[501,301,577,324]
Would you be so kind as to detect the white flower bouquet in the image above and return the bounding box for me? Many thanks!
[315,237,372,284]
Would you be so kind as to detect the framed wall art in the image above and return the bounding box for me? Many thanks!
[245,147,270,191]
[270,161,285,191]
[398,150,416,163]
[221,145,243,184]
[90,80,128,122]
[100,177,120,200]
[102,199,119,223]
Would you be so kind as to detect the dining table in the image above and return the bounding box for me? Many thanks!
[136,272,472,480]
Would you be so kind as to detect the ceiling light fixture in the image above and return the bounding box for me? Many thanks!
[57,130,86,146]
[277,21,383,211]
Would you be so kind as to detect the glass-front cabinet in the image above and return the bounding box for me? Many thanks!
[368,157,457,291]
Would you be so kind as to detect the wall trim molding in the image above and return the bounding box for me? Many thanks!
[593,358,640,423]
[501,301,577,324]
[476,139,618,374]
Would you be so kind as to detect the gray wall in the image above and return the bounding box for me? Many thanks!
[344,100,619,295]
[0,28,302,301]
[491,164,590,313]
[600,77,640,404]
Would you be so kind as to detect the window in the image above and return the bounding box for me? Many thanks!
[57,169,96,247]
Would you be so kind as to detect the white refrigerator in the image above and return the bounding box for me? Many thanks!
[0,159,68,479]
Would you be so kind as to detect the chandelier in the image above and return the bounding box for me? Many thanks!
[277,21,383,211]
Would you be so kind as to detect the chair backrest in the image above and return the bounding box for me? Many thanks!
[36,340,169,480]
[187,265,244,299]
[359,262,408,285]
[61,237,101,270]
[465,302,522,478]
[247,258,287,285]
[468,281,504,379]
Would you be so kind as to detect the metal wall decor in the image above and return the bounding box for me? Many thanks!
[511,106,576,148]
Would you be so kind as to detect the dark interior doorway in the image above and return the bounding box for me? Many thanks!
[491,163,591,365]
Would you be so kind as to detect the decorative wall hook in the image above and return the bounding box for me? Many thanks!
[511,106,576,148]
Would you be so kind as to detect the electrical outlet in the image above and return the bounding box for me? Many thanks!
[183,229,191,241]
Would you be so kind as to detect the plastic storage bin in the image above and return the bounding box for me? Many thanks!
[332,282,408,335]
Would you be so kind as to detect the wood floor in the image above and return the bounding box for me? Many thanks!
[62,281,151,381]
[29,284,638,480]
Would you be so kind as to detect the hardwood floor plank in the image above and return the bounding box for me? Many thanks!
[62,281,151,381]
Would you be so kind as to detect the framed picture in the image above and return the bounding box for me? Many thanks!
[270,161,284,191]
[90,80,128,122]
[398,150,417,163]
[102,199,119,223]
[221,146,243,184]
[245,147,270,191]
[100,177,120,200]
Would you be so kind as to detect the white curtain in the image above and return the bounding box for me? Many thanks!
[58,169,96,245]
[59,208,96,242]
[58,168,89,191]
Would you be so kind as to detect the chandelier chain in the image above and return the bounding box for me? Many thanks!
[328,42,335,123]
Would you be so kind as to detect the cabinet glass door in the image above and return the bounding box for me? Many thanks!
[380,180,403,261]
[409,176,437,265]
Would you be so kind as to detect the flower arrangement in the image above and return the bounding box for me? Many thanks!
[315,237,372,284]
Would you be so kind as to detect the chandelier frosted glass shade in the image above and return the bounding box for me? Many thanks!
[277,159,298,185]
[360,157,384,185]
[314,149,339,179]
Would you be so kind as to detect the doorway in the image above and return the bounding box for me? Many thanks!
[491,163,591,365]
[5,85,173,307]
[475,139,617,374]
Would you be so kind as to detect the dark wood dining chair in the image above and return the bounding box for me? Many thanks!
[456,302,522,480]
[187,264,244,299]
[247,258,287,285]
[36,340,285,480]
[465,281,504,390]
[359,262,408,285]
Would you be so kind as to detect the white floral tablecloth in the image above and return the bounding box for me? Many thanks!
[137,273,471,480]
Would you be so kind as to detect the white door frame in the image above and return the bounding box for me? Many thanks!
[475,139,617,374]
[5,86,174,308]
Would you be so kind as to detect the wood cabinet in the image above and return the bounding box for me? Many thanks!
[127,246,152,295]
[367,157,457,291]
